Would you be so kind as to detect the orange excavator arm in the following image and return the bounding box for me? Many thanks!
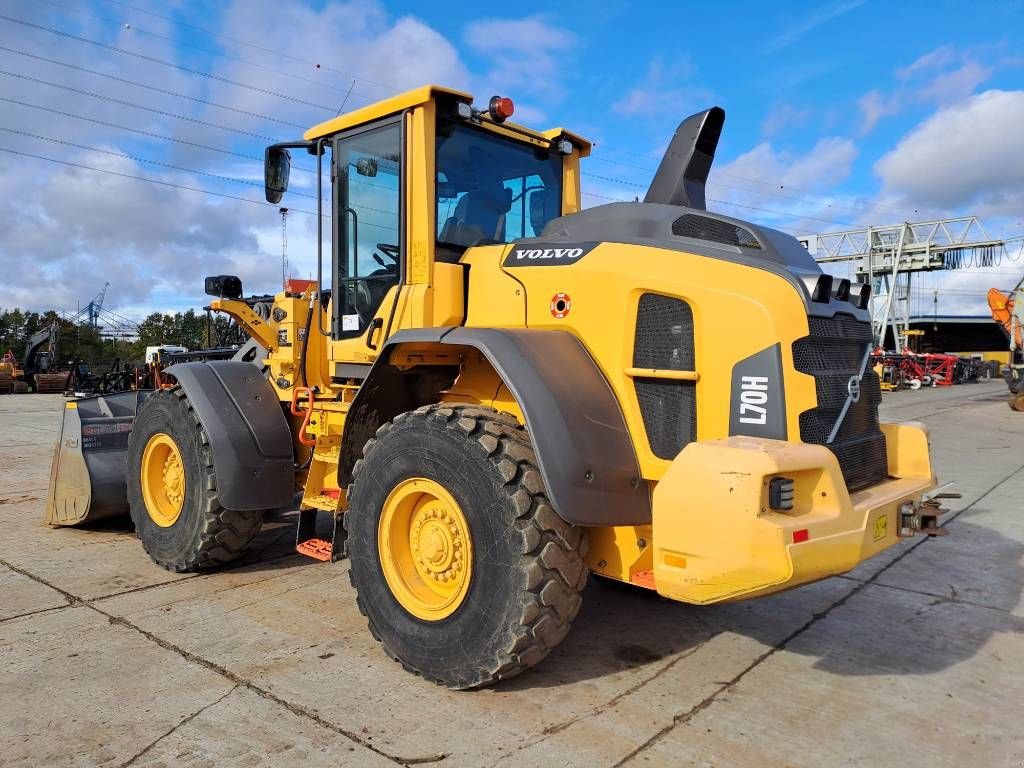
[989,288,1023,349]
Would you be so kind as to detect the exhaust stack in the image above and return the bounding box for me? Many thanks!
[644,107,725,211]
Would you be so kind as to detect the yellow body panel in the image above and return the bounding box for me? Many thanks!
[497,241,819,479]
[650,426,934,604]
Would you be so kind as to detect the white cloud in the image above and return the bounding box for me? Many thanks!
[856,44,1010,134]
[463,16,576,111]
[874,90,1024,215]
[613,56,713,118]
[761,103,813,138]
[706,137,860,233]
[858,89,896,134]
[715,137,858,194]
[209,0,470,125]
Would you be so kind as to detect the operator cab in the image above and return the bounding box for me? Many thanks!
[263,86,588,346]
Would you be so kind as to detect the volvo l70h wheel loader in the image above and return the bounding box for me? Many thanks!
[47,86,947,688]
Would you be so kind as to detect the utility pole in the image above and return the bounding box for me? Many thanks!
[280,207,289,289]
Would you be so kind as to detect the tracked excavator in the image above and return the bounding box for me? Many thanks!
[47,87,946,688]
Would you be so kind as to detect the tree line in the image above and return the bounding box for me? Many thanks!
[0,308,240,368]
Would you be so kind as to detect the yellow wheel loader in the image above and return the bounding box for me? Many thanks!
[47,86,946,689]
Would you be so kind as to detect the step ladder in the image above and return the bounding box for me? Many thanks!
[296,508,345,562]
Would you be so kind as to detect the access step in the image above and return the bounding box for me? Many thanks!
[295,508,345,562]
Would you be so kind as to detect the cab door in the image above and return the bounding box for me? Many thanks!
[330,117,404,361]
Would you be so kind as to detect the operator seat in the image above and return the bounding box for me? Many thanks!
[440,182,513,247]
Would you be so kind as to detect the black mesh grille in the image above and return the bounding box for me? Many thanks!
[635,379,696,459]
[793,314,888,491]
[671,214,761,249]
[633,294,696,459]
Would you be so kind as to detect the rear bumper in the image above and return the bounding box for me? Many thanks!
[651,421,936,604]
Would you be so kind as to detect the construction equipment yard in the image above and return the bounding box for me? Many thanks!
[2,380,1021,767]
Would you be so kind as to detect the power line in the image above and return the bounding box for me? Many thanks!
[588,149,920,221]
[99,0,403,94]
[6,6,935,230]
[0,126,318,199]
[0,68,280,142]
[0,44,307,129]
[0,94,266,164]
[0,95,319,174]
[0,9,912,237]
[0,147,398,232]
[3,7,885,230]
[26,0,382,106]
[0,12,337,113]
[0,145,320,215]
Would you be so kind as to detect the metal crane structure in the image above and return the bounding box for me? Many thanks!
[84,282,109,329]
[63,283,140,340]
[800,217,1022,353]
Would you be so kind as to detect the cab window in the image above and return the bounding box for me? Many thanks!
[436,123,562,259]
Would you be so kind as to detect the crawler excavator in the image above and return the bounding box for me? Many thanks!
[47,87,945,688]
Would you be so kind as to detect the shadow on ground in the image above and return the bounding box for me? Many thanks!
[507,515,1024,689]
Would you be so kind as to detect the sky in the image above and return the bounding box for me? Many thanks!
[0,0,1022,324]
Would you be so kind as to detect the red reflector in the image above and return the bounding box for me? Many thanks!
[792,529,809,544]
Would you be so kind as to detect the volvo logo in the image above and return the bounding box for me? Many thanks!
[847,375,861,403]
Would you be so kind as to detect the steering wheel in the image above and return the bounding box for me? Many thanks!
[375,243,400,262]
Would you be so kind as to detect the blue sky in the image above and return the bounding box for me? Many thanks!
[0,0,1022,320]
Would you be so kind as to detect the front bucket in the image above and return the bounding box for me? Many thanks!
[45,390,153,526]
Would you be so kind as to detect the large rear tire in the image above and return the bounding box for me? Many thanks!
[346,404,587,689]
[126,387,263,572]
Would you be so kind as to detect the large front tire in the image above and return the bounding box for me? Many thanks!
[126,387,263,572]
[346,404,588,689]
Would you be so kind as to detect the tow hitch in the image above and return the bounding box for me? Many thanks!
[898,493,957,537]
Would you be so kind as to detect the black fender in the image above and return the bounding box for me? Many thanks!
[341,328,651,527]
[164,361,294,511]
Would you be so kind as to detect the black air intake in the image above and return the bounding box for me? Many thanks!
[672,214,761,249]
[633,294,696,459]
[645,107,725,210]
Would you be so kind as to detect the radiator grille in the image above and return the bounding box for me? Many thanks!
[633,294,696,459]
[793,314,888,491]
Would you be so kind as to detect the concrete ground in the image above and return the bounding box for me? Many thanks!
[1,382,1022,767]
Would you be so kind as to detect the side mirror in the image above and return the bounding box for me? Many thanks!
[356,157,378,177]
[205,275,243,299]
[265,146,291,203]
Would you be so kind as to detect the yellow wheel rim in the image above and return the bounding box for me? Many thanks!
[378,477,473,621]
[140,432,186,527]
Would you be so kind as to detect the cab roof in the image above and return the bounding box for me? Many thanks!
[303,84,591,156]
